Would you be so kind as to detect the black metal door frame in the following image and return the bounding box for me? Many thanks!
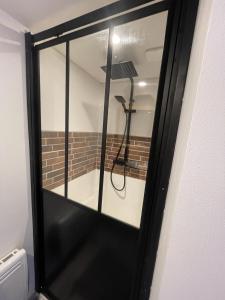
[25,0,199,299]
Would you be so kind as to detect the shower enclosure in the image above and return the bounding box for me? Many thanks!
[25,1,198,299]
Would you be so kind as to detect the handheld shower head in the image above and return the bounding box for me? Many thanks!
[115,95,126,105]
[114,96,127,112]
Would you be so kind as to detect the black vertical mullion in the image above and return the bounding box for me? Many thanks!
[64,41,70,198]
[25,33,45,291]
[98,27,113,212]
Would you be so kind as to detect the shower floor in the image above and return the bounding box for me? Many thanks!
[43,190,139,300]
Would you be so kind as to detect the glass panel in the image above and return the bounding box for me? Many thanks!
[39,11,168,300]
[40,45,66,196]
[102,11,168,227]
[54,29,109,210]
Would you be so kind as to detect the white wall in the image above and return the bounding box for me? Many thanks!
[40,48,156,137]
[151,0,225,299]
[0,9,34,298]
[40,48,66,131]
[40,47,104,132]
[108,81,156,137]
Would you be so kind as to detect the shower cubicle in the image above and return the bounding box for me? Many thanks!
[25,1,198,299]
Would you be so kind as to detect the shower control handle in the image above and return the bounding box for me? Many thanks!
[113,158,126,166]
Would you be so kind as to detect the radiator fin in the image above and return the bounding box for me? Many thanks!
[0,249,28,300]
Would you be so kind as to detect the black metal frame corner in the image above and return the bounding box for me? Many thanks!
[25,33,45,290]
[32,0,156,43]
[25,0,199,299]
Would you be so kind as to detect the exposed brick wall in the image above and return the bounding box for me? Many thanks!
[97,134,150,181]
[42,131,99,190]
[42,132,65,191]
[42,131,150,190]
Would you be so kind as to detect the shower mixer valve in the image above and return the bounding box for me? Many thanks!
[113,158,126,166]
[101,61,139,191]
[113,158,139,169]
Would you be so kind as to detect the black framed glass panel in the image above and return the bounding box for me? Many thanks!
[60,29,109,210]
[102,11,168,227]
[26,0,199,298]
[40,44,66,196]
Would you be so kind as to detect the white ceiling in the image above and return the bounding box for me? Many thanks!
[55,11,167,84]
[0,0,114,31]
[54,10,167,110]
[0,0,166,110]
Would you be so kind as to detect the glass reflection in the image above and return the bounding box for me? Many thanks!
[40,45,66,196]
[54,29,109,210]
[102,11,168,227]
[40,10,168,300]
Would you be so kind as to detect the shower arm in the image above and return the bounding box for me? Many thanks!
[124,77,134,162]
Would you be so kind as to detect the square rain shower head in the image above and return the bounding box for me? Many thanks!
[101,61,138,80]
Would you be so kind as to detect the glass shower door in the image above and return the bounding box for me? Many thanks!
[40,45,66,196]
[102,11,168,228]
[38,7,168,300]
[39,43,68,285]
[65,29,109,210]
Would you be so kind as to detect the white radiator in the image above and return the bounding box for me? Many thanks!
[0,249,28,300]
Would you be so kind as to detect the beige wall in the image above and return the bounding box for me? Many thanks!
[151,0,225,299]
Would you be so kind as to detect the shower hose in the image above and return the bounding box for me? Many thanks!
[110,113,128,191]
